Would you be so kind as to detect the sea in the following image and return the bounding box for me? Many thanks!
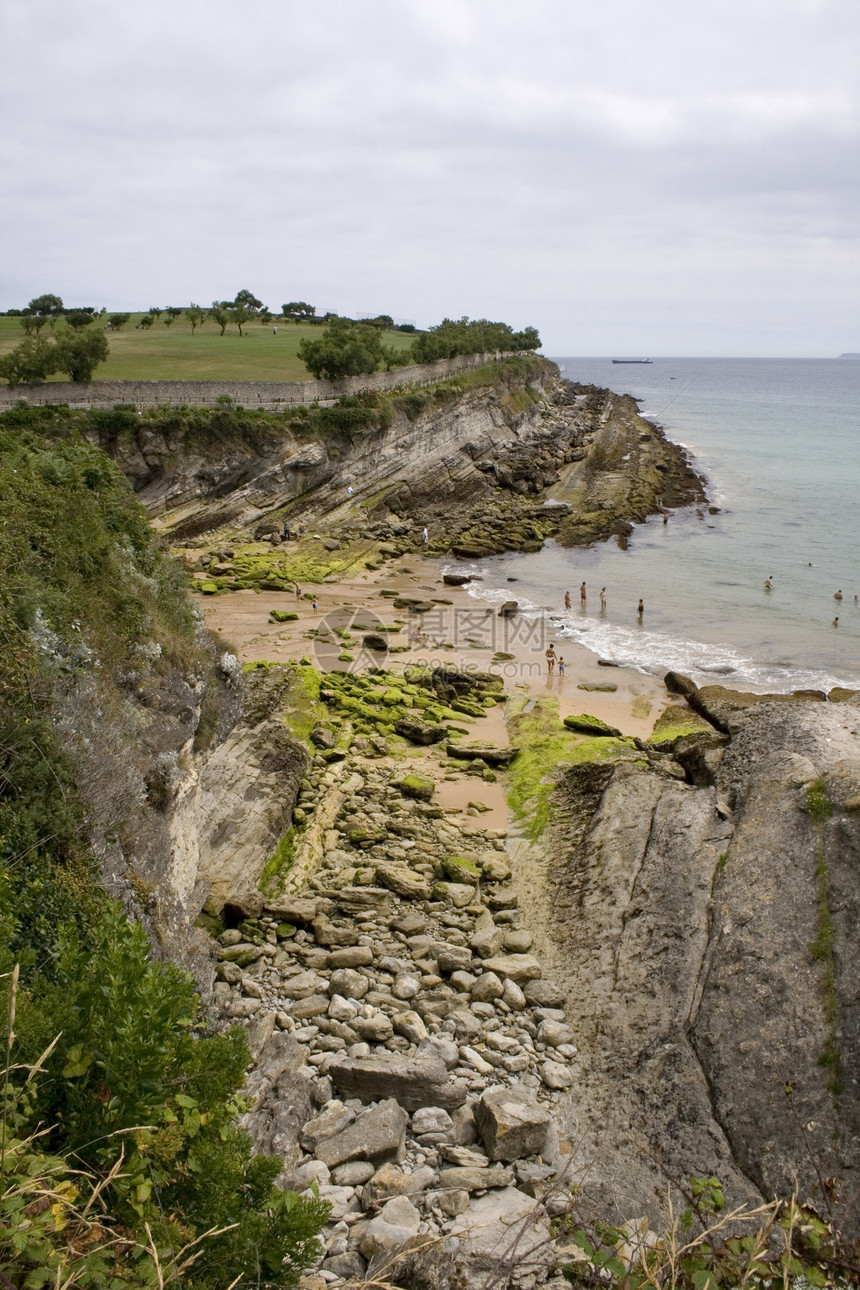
[447,357,860,693]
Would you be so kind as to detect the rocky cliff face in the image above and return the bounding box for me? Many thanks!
[543,686,860,1238]
[88,362,703,556]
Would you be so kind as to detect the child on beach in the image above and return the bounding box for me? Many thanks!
[558,656,565,676]
[312,596,318,612]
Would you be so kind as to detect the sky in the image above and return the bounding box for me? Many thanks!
[2,0,859,356]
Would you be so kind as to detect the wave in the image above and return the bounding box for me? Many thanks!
[447,566,848,695]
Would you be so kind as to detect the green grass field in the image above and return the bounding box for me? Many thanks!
[0,313,416,382]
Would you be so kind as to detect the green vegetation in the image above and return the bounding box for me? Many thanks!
[0,416,329,1285]
[0,312,414,383]
[561,1182,846,1288]
[411,315,540,362]
[506,696,639,839]
[0,329,110,385]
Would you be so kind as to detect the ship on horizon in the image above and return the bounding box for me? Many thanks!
[611,358,653,364]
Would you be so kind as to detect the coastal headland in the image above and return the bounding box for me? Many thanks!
[2,355,857,1287]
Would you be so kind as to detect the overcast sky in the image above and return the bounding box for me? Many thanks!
[2,0,858,355]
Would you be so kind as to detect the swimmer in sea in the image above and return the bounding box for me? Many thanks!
[599,587,606,610]
[764,576,773,590]
[833,616,839,627]
[580,581,586,604]
[637,598,644,619]
[834,589,843,601]
[564,591,571,610]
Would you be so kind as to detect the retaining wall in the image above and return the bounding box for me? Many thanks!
[0,352,513,411]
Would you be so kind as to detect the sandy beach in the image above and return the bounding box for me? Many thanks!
[198,552,671,740]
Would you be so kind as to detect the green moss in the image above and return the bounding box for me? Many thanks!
[259,827,299,893]
[507,695,637,840]
[270,609,299,622]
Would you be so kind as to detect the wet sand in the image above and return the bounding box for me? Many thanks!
[199,553,671,739]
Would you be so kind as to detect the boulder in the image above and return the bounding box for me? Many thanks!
[439,854,481,884]
[498,601,519,617]
[470,926,505,959]
[450,1186,555,1280]
[428,941,474,974]
[563,713,623,737]
[300,1101,356,1153]
[480,953,542,983]
[328,1053,468,1111]
[263,896,319,924]
[315,1098,408,1168]
[374,864,432,900]
[362,1162,436,1207]
[523,979,565,1007]
[446,743,520,766]
[359,1195,421,1259]
[397,773,436,802]
[442,573,472,586]
[363,633,390,652]
[474,1086,553,1162]
[394,718,448,745]
[438,1165,515,1191]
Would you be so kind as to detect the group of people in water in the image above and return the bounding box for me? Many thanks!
[764,573,855,627]
[564,582,644,620]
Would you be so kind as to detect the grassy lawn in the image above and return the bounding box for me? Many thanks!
[0,314,416,383]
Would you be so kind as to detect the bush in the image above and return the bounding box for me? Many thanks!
[410,316,541,363]
[298,315,384,378]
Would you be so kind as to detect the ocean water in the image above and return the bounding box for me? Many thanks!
[450,357,860,693]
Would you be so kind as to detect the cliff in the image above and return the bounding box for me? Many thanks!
[3,367,856,1287]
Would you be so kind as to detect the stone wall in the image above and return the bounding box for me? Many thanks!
[0,351,510,411]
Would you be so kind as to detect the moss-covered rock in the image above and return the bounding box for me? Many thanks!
[270,609,299,622]
[439,854,481,884]
[398,773,436,802]
[563,713,622,737]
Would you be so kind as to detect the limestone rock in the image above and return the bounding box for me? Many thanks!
[315,1098,408,1169]
[474,1086,552,1162]
[359,1195,420,1259]
[480,953,542,983]
[329,1053,468,1111]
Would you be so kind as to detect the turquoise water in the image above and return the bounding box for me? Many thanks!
[452,357,860,692]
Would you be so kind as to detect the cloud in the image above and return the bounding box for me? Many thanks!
[1,0,859,353]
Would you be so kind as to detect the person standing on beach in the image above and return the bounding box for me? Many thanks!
[295,583,302,600]
[558,656,565,677]
[580,581,587,604]
[564,591,571,610]
[599,587,607,610]
[637,598,644,619]
[545,644,557,674]
[764,575,773,589]
[422,527,429,546]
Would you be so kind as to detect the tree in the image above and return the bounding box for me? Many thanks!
[298,315,385,379]
[148,306,164,318]
[233,288,264,311]
[282,301,316,323]
[0,337,57,386]
[108,312,131,331]
[64,309,96,332]
[27,293,64,316]
[210,303,231,335]
[163,306,183,327]
[54,330,110,381]
[138,314,155,329]
[20,314,48,336]
[185,303,207,334]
